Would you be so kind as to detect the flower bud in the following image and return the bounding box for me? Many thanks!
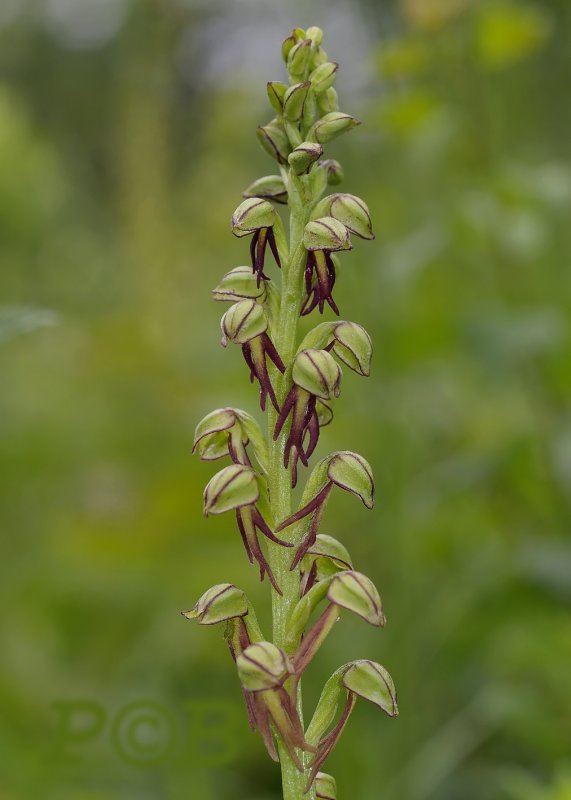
[320,159,344,186]
[327,451,374,508]
[203,464,259,516]
[256,120,291,165]
[242,174,288,205]
[305,26,323,46]
[293,349,341,400]
[329,193,374,240]
[311,112,361,144]
[182,583,248,626]
[317,87,340,115]
[305,533,353,572]
[231,198,276,238]
[316,772,337,799]
[193,407,238,460]
[332,320,373,376]
[193,406,267,470]
[309,62,339,94]
[220,299,268,346]
[288,39,312,77]
[266,80,288,113]
[328,570,385,626]
[283,81,311,121]
[282,27,305,63]
[212,266,267,303]
[342,660,398,717]
[288,142,324,175]
[237,641,293,692]
[301,533,352,594]
[311,47,329,69]
[303,217,352,252]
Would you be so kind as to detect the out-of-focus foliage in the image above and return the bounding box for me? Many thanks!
[1,1,570,799]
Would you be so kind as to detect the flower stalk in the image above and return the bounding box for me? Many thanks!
[184,26,397,800]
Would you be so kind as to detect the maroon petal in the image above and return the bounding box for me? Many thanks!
[289,488,332,571]
[242,341,257,384]
[305,693,356,791]
[251,692,280,762]
[243,338,280,412]
[274,385,297,440]
[267,227,282,269]
[263,332,286,374]
[291,449,300,489]
[293,604,338,677]
[236,510,255,565]
[225,617,251,663]
[300,560,319,597]
[301,398,319,462]
[277,481,333,532]
[264,690,314,771]
[239,508,283,594]
[251,507,293,548]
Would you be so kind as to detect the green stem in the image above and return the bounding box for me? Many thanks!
[267,170,316,800]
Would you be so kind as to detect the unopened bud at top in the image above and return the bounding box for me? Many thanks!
[182,583,248,626]
[311,46,328,68]
[328,570,385,626]
[317,87,339,115]
[288,142,323,175]
[311,111,361,144]
[212,266,267,303]
[315,772,337,800]
[220,299,268,346]
[288,38,312,77]
[203,464,259,516]
[231,198,276,237]
[342,660,398,717]
[303,217,352,253]
[327,451,374,508]
[266,81,288,113]
[237,641,293,692]
[305,26,323,46]
[283,81,311,121]
[309,62,338,94]
[243,174,288,205]
[282,27,305,63]
[293,348,342,400]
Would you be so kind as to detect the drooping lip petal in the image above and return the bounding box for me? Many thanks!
[301,251,340,317]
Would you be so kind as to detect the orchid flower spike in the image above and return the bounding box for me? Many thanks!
[189,24,397,796]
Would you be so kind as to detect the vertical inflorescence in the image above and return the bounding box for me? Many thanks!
[185,26,398,800]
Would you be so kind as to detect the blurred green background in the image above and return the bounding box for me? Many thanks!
[1,0,571,798]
